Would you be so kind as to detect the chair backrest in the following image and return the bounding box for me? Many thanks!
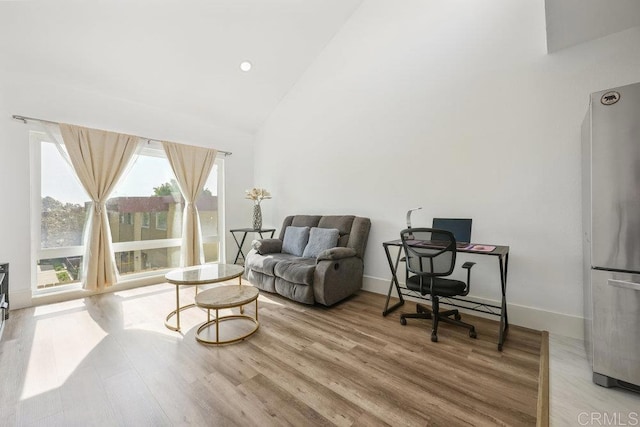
[400,228,457,277]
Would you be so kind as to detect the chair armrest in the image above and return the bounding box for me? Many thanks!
[462,262,476,270]
[316,247,357,261]
[251,238,283,255]
[461,262,475,295]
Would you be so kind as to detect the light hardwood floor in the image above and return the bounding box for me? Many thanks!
[549,334,640,426]
[0,283,542,426]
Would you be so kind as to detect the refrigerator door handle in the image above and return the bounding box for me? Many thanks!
[608,279,640,292]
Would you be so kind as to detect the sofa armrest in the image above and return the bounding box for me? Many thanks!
[251,238,283,255]
[316,247,357,261]
[314,255,364,306]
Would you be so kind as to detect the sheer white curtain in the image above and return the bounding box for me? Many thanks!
[59,124,140,290]
[162,141,217,266]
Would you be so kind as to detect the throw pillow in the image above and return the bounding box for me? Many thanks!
[282,226,310,256]
[302,227,340,258]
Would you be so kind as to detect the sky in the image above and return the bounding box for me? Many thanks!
[41,142,218,205]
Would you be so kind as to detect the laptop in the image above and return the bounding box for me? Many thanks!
[432,218,472,248]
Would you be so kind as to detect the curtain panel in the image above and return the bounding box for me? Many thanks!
[59,124,140,290]
[162,141,217,266]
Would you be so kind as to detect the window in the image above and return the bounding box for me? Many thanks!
[31,131,225,292]
[120,213,133,225]
[33,133,89,290]
[155,212,168,231]
[141,212,150,228]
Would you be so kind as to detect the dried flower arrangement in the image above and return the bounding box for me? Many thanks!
[245,188,272,204]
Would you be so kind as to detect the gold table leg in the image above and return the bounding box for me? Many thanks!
[215,308,219,343]
[176,285,180,330]
[165,285,199,332]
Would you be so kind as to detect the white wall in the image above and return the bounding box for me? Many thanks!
[0,71,256,309]
[255,0,640,337]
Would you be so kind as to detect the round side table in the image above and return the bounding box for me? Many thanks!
[194,285,260,345]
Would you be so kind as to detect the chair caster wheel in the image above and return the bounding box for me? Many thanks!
[469,329,477,339]
[454,313,461,321]
[400,317,407,326]
[431,332,438,342]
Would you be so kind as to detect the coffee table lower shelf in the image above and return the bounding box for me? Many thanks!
[195,285,260,345]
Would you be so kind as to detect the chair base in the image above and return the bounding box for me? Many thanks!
[400,302,477,342]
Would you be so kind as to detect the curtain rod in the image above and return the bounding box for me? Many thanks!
[11,114,233,157]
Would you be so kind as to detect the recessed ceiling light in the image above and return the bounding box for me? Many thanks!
[240,61,252,72]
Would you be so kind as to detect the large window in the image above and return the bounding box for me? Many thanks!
[35,134,89,290]
[31,131,224,291]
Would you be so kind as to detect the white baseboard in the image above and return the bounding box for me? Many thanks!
[362,275,584,340]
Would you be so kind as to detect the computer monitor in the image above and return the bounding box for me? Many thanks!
[432,218,472,244]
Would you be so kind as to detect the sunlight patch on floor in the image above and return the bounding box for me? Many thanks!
[257,294,284,307]
[21,309,107,400]
[33,299,86,316]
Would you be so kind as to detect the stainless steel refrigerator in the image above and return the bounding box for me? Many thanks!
[582,82,640,391]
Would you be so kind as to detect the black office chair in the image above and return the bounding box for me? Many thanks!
[399,228,477,342]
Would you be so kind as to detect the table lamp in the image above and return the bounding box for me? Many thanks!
[406,207,422,229]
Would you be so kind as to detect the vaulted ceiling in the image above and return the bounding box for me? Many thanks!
[2,1,640,135]
[545,0,640,52]
[0,0,362,133]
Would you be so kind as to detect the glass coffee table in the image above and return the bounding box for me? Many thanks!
[164,263,245,332]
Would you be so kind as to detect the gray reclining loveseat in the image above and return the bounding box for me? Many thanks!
[244,215,371,306]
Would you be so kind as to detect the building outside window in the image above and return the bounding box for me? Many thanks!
[31,131,224,291]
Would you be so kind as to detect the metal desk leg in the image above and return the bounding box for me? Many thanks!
[503,252,509,328]
[382,244,405,316]
[497,253,510,351]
